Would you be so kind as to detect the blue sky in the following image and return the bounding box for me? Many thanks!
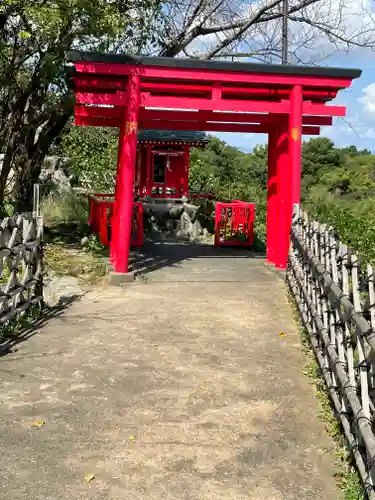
[213,48,375,153]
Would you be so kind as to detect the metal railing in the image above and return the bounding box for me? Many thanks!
[287,206,375,498]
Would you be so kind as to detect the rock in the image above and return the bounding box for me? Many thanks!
[165,219,174,230]
[143,202,207,241]
[191,220,203,239]
[43,275,83,308]
[169,206,184,218]
[39,156,73,194]
[178,212,191,234]
[183,203,199,218]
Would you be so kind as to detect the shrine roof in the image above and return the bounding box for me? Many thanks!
[138,130,208,144]
[67,51,361,80]
[68,51,361,136]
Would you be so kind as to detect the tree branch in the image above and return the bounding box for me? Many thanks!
[290,14,375,50]
[199,0,321,34]
[205,0,283,59]
[160,0,322,60]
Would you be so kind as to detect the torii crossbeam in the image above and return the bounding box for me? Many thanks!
[67,51,361,276]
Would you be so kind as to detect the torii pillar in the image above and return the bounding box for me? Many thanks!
[109,74,140,281]
[266,84,303,270]
[290,85,303,206]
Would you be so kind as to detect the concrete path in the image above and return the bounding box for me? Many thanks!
[0,241,339,499]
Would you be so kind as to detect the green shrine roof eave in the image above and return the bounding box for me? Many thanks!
[67,51,362,80]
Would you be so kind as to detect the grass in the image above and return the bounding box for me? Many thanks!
[44,239,108,284]
[287,289,365,500]
[42,191,109,284]
[0,303,43,343]
[42,190,88,227]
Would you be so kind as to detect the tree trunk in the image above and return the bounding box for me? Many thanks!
[11,109,72,213]
[12,157,40,213]
[0,137,17,216]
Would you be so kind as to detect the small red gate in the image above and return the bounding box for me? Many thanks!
[214,201,255,248]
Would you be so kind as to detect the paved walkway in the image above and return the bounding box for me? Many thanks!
[0,241,339,499]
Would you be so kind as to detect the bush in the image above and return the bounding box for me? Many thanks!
[41,191,88,227]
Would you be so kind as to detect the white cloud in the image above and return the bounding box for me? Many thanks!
[359,83,375,114]
[364,127,375,139]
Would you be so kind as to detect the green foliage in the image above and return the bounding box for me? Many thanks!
[301,138,341,198]
[0,0,162,210]
[339,471,364,500]
[56,119,119,183]
[301,138,375,263]
[189,135,268,245]
[84,233,107,253]
[0,304,43,342]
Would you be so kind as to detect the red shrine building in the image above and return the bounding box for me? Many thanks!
[67,51,361,279]
[135,130,208,199]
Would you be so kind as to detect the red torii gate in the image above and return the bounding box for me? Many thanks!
[67,51,361,278]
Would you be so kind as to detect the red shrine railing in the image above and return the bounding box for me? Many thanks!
[88,194,144,248]
[214,201,255,248]
[88,193,255,250]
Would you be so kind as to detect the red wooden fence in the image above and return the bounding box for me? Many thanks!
[88,194,143,248]
[89,194,254,249]
[214,201,255,248]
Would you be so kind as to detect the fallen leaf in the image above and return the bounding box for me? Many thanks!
[279,332,286,338]
[84,474,95,483]
[31,420,45,428]
[200,385,207,391]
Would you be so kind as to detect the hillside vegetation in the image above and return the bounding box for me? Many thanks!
[190,136,375,261]
[57,122,375,260]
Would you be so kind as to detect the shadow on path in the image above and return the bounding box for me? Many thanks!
[130,238,266,277]
[0,295,81,357]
